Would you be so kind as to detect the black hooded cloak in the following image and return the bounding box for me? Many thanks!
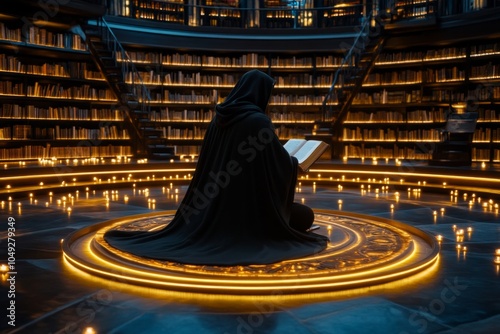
[104,70,328,265]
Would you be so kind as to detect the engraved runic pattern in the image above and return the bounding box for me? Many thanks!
[102,213,413,277]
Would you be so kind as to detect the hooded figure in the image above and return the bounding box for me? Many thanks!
[104,70,328,265]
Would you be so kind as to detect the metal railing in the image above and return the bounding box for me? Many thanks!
[110,2,365,29]
[94,17,152,110]
[321,13,372,121]
[89,17,154,156]
[104,0,500,29]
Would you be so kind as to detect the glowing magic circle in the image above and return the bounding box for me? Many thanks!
[62,210,439,295]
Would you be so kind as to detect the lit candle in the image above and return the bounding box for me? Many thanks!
[494,249,500,264]
[84,327,96,334]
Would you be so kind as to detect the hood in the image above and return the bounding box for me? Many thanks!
[215,69,275,127]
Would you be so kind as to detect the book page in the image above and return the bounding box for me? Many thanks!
[283,139,306,156]
[293,140,323,164]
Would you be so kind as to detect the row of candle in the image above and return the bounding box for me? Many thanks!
[1,156,494,170]
[1,155,202,170]
[2,167,500,263]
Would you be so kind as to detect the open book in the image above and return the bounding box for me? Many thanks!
[284,139,329,172]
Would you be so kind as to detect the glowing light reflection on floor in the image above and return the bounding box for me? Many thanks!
[62,210,439,295]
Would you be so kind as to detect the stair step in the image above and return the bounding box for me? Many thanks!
[101,57,116,65]
[107,70,122,77]
[95,50,113,58]
[149,144,169,148]
[87,35,102,43]
[150,153,176,160]
[151,147,174,152]
[117,82,130,91]
[143,128,162,133]
[85,29,101,37]
[106,76,122,83]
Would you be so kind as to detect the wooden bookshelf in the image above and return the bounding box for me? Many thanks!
[0,21,132,161]
[100,34,500,162]
[109,0,366,28]
[342,42,500,163]
[132,0,185,24]
[2,3,499,164]
[394,0,438,19]
[119,48,342,152]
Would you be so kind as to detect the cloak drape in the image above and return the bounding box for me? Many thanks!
[104,70,328,265]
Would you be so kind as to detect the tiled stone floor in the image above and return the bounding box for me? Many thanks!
[1,174,499,334]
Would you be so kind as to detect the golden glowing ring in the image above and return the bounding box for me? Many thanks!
[62,210,439,295]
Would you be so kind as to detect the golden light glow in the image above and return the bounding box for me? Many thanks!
[62,211,439,295]
[84,327,96,334]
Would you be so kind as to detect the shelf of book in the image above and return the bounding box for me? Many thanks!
[394,0,438,19]
[132,0,185,24]
[0,21,132,162]
[2,10,499,163]
[117,48,339,149]
[343,42,500,162]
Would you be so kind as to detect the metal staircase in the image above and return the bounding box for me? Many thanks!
[78,17,175,160]
[310,14,386,159]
